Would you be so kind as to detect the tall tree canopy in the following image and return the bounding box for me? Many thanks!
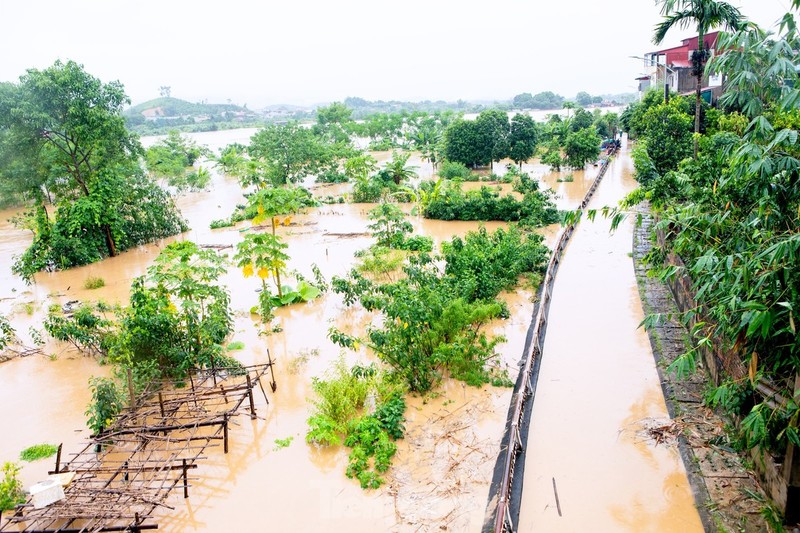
[0,60,186,281]
[247,123,331,186]
[442,110,510,168]
[653,0,744,156]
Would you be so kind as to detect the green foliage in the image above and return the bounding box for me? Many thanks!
[344,415,398,489]
[83,276,106,290]
[0,314,15,351]
[642,100,694,174]
[374,394,406,440]
[350,160,411,203]
[0,462,25,513]
[273,436,294,450]
[635,11,800,455]
[145,130,209,190]
[226,341,245,351]
[44,304,116,356]
[19,443,58,462]
[443,110,511,167]
[247,123,331,186]
[442,226,549,301]
[367,203,413,248]
[85,376,124,435]
[512,91,565,110]
[0,61,186,280]
[305,358,406,490]
[508,113,539,166]
[540,145,564,171]
[421,180,558,226]
[437,161,472,180]
[307,358,371,434]
[116,242,233,378]
[331,226,548,392]
[563,127,602,169]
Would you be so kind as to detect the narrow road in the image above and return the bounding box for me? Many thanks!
[517,143,704,532]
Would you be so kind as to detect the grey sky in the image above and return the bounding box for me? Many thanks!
[0,0,792,108]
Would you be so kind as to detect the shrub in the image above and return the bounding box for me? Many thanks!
[0,462,25,512]
[438,161,472,180]
[85,377,124,435]
[19,443,58,462]
[83,276,106,290]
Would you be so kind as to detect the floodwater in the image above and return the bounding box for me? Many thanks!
[0,128,676,532]
[516,143,703,532]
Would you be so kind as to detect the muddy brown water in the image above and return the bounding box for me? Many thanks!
[516,146,703,532]
[0,129,685,532]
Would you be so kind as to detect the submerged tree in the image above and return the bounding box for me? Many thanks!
[0,61,186,280]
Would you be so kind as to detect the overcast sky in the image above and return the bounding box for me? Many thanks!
[0,0,793,108]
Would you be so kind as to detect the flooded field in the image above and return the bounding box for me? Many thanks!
[0,129,694,532]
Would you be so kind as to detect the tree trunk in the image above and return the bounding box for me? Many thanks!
[694,32,704,159]
[103,223,117,257]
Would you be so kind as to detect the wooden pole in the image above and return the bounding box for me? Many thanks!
[246,374,256,419]
[158,392,165,419]
[189,372,199,409]
[183,459,189,498]
[54,443,62,474]
[223,413,229,454]
[267,349,277,392]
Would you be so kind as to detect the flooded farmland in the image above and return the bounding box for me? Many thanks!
[0,129,697,532]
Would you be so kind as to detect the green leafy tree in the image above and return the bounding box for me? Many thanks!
[530,91,565,110]
[247,123,330,186]
[381,151,418,185]
[0,61,185,279]
[1,462,25,512]
[142,241,232,370]
[653,0,744,156]
[344,153,378,182]
[508,114,538,168]
[443,110,509,168]
[563,128,602,169]
[317,102,353,125]
[367,203,413,248]
[407,121,443,170]
[512,92,535,109]
[570,108,594,132]
[575,91,593,106]
[145,130,209,190]
[642,100,694,174]
[235,231,289,303]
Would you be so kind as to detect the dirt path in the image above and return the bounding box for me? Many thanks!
[516,144,704,532]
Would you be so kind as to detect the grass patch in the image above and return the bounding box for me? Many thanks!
[19,443,58,462]
[274,436,293,450]
[83,276,106,290]
[556,173,574,183]
[288,348,319,374]
[226,341,245,351]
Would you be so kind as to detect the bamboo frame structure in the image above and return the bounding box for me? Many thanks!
[1,362,275,533]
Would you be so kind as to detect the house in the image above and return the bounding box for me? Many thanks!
[638,31,724,103]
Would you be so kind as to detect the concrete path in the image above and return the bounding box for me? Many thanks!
[516,145,704,532]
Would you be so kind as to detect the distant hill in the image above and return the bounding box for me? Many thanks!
[125,97,246,119]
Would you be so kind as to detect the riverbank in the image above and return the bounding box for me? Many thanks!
[633,203,775,533]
